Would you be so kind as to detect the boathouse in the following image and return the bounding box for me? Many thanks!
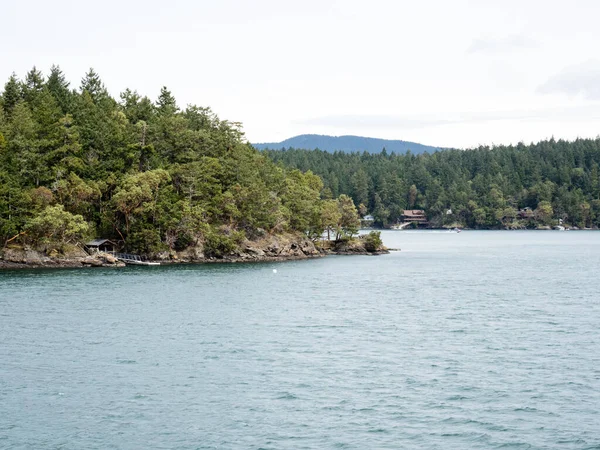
[85,239,118,253]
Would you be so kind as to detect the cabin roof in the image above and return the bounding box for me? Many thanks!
[86,238,117,247]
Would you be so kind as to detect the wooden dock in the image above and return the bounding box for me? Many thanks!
[112,253,160,266]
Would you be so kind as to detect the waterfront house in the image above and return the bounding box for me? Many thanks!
[401,209,428,226]
[85,239,118,253]
[361,214,375,228]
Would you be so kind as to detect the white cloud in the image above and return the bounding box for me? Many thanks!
[467,34,539,54]
[298,105,600,131]
[3,0,600,148]
[537,60,600,100]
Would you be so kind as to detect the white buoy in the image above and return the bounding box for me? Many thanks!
[273,269,277,273]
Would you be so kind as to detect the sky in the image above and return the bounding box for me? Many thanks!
[2,0,600,149]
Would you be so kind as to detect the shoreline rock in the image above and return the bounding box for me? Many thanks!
[1,233,389,270]
[0,246,126,270]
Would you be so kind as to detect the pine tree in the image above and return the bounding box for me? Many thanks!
[120,89,155,123]
[156,86,178,115]
[6,102,46,186]
[80,68,108,103]
[47,65,73,114]
[22,66,45,105]
[2,74,22,117]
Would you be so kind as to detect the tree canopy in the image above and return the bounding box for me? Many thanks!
[0,66,360,253]
[265,138,600,229]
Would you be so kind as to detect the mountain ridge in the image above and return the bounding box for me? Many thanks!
[253,134,445,154]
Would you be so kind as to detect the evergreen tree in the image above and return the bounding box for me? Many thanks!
[1,73,22,117]
[22,66,45,105]
[120,88,155,123]
[156,86,178,115]
[80,68,108,103]
[47,65,73,114]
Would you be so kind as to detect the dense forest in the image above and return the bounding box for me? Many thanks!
[0,66,360,255]
[265,138,600,229]
[3,65,599,257]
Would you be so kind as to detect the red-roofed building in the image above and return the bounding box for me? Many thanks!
[401,210,428,225]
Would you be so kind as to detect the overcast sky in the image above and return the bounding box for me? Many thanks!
[2,0,600,148]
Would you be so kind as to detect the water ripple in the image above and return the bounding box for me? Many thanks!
[1,231,600,449]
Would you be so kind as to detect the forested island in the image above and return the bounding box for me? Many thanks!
[0,66,385,267]
[2,65,599,269]
[266,138,600,229]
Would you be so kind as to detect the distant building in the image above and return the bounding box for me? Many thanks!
[401,210,428,225]
[361,214,375,229]
[85,239,118,253]
[517,207,534,220]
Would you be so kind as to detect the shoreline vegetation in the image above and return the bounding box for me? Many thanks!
[0,231,389,270]
[0,66,388,267]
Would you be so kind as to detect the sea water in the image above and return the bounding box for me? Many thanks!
[1,231,599,449]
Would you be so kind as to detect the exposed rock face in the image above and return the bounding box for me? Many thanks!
[0,247,124,269]
[81,252,124,267]
[161,233,322,263]
[245,234,321,260]
[329,237,389,255]
[1,232,388,270]
[243,245,265,257]
[82,257,104,267]
[102,254,119,264]
[174,244,204,261]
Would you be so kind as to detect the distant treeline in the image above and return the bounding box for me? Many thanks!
[264,139,600,229]
[0,66,360,254]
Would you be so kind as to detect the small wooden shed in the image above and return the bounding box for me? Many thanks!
[85,239,118,253]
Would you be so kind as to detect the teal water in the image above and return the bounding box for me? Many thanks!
[1,231,600,449]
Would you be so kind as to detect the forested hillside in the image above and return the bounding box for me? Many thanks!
[254,134,442,155]
[0,66,360,255]
[265,139,600,229]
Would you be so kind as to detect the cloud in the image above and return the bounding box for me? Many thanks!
[297,105,600,131]
[467,34,538,54]
[537,60,600,100]
[298,115,453,129]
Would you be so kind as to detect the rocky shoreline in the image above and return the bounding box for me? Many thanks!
[0,247,126,269]
[0,233,390,270]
